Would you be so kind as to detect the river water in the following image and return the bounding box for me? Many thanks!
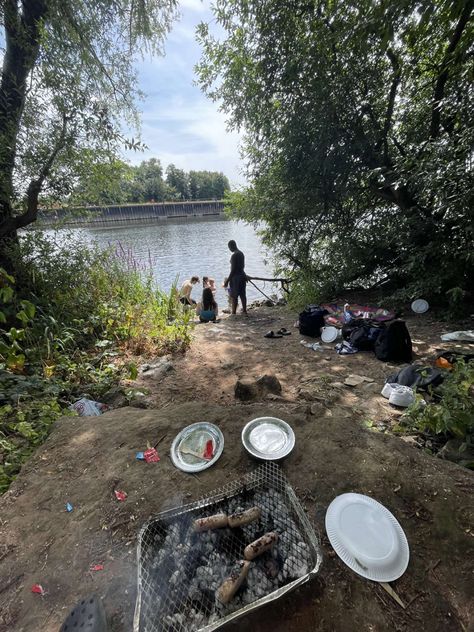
[66,217,277,304]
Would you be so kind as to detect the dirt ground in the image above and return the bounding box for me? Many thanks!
[0,304,473,632]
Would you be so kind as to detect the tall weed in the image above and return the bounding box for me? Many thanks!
[0,232,192,492]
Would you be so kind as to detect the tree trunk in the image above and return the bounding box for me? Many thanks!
[0,0,49,244]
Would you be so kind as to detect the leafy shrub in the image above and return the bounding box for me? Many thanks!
[405,361,474,439]
[0,232,192,492]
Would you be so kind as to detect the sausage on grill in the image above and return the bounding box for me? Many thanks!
[244,532,278,560]
[217,560,251,603]
[193,513,228,532]
[228,506,261,528]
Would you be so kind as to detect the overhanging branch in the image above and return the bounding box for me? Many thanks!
[429,0,474,139]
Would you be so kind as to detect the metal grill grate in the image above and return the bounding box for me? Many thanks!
[133,462,322,632]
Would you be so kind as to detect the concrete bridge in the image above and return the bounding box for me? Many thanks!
[37,199,225,227]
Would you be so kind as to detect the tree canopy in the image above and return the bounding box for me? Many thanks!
[0,0,178,255]
[197,0,474,306]
[69,158,231,205]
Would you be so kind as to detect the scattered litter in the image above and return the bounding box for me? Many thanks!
[440,330,474,343]
[90,564,104,572]
[300,340,324,351]
[203,439,214,460]
[69,398,107,416]
[114,490,127,502]
[31,584,45,595]
[65,502,73,512]
[136,451,145,460]
[335,341,358,355]
[144,447,160,463]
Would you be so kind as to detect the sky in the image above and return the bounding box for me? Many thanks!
[123,0,244,187]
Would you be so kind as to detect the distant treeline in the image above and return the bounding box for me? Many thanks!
[69,158,230,206]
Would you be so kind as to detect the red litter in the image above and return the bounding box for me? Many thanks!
[114,490,127,501]
[203,439,214,460]
[90,564,104,572]
[144,447,160,463]
[31,584,45,595]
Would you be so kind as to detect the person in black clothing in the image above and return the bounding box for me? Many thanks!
[224,240,247,315]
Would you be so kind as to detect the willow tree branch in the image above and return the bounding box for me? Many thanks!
[429,0,474,139]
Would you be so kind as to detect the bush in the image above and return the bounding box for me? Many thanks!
[405,361,474,440]
[0,232,192,492]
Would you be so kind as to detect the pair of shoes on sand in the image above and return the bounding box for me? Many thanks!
[264,328,291,339]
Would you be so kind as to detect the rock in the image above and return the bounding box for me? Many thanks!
[309,403,324,416]
[361,382,381,394]
[330,382,345,389]
[141,358,174,380]
[256,374,282,394]
[344,375,366,387]
[234,374,282,401]
[101,386,128,408]
[344,374,374,387]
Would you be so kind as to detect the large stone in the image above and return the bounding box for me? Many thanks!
[141,358,174,380]
[234,374,282,401]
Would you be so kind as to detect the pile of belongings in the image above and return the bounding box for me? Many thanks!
[298,303,412,363]
[322,303,396,326]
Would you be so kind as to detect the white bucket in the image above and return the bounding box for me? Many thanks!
[321,326,341,343]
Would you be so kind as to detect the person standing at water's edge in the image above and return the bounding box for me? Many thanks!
[180,276,200,305]
[224,240,247,315]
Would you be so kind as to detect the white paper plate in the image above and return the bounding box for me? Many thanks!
[411,299,429,314]
[325,493,409,582]
[321,326,340,343]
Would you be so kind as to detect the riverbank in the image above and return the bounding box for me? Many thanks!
[0,303,472,631]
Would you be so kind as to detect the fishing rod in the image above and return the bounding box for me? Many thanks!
[247,278,277,304]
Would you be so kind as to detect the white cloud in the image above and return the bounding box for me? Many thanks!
[121,0,246,186]
[179,0,208,12]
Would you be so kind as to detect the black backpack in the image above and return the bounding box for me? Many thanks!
[349,325,380,351]
[298,306,329,338]
[374,320,412,362]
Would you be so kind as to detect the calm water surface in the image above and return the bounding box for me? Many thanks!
[68,218,277,304]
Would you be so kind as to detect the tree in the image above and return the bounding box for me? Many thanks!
[166,163,189,199]
[0,0,178,267]
[131,158,167,202]
[68,156,135,206]
[197,0,474,305]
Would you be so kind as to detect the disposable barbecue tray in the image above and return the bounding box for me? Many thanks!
[134,463,322,632]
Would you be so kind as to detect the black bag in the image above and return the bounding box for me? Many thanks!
[349,324,384,351]
[298,306,328,338]
[386,364,443,390]
[375,320,412,362]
